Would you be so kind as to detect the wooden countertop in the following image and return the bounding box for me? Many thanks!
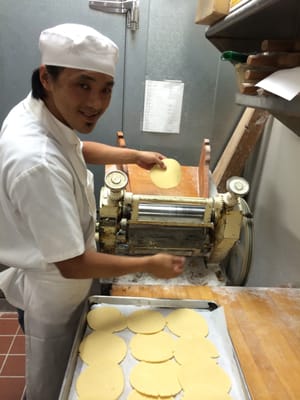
[111,285,300,400]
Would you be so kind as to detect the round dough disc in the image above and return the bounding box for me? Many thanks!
[79,331,127,365]
[127,309,166,334]
[76,364,124,400]
[86,306,127,332]
[178,360,231,392]
[130,360,181,397]
[130,331,174,362]
[174,336,219,364]
[150,158,181,189]
[182,385,233,400]
[127,389,174,400]
[166,308,209,337]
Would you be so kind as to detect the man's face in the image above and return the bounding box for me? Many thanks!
[41,67,114,133]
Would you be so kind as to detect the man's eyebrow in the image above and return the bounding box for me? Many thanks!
[79,74,115,86]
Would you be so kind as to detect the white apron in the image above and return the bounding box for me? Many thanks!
[1,266,91,400]
[0,94,97,400]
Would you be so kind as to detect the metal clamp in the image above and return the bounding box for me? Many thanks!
[89,0,139,30]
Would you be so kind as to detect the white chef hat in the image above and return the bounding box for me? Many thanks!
[39,23,119,77]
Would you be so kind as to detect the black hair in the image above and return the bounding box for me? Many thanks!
[31,65,65,99]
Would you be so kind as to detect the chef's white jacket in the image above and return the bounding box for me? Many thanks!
[0,92,96,399]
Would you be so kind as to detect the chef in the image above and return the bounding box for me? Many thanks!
[0,23,185,400]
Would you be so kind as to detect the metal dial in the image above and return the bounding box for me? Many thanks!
[105,170,128,191]
[226,176,249,197]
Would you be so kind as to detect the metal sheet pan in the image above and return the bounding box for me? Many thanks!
[59,295,252,400]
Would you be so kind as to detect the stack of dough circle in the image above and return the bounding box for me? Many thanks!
[129,331,174,362]
[79,331,127,365]
[150,158,182,189]
[130,360,181,397]
[127,309,166,334]
[76,363,124,400]
[174,336,219,364]
[127,389,174,400]
[86,306,127,332]
[166,308,208,337]
[78,305,232,399]
[178,359,232,393]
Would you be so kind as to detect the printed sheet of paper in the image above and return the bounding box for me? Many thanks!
[255,67,300,101]
[142,80,184,134]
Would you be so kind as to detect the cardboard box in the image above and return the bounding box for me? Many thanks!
[195,0,230,25]
[230,0,251,11]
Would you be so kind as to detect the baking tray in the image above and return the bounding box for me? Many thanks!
[59,295,252,400]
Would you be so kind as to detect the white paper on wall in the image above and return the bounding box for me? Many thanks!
[142,80,184,134]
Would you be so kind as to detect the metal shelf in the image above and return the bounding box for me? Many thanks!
[205,0,300,135]
[235,94,300,135]
[235,94,300,118]
[206,0,300,53]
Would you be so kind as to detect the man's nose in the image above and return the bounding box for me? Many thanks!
[87,92,103,109]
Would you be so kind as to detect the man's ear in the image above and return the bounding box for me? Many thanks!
[39,65,51,90]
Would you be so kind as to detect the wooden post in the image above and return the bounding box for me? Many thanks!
[213,108,269,192]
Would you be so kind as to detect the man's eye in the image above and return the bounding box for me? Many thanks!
[103,87,112,94]
[80,83,89,90]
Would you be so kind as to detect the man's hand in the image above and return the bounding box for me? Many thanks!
[144,253,185,279]
[136,151,167,170]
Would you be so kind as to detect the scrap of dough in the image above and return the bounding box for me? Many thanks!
[174,336,219,364]
[181,385,233,400]
[150,158,181,189]
[130,360,181,397]
[127,389,174,400]
[178,360,231,392]
[86,306,127,332]
[127,309,166,334]
[79,331,127,365]
[76,364,124,400]
[166,308,209,337]
[130,331,175,362]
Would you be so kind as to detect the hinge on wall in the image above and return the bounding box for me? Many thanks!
[89,0,139,31]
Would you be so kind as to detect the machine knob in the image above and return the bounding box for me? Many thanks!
[226,176,249,197]
[223,176,249,207]
[105,170,128,191]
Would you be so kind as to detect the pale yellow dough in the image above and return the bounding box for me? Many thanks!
[79,331,127,365]
[150,158,181,189]
[86,306,127,332]
[127,309,166,334]
[178,360,232,393]
[130,331,174,362]
[181,385,233,400]
[166,308,209,337]
[127,389,174,400]
[76,363,124,400]
[174,336,219,364]
[130,360,181,397]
